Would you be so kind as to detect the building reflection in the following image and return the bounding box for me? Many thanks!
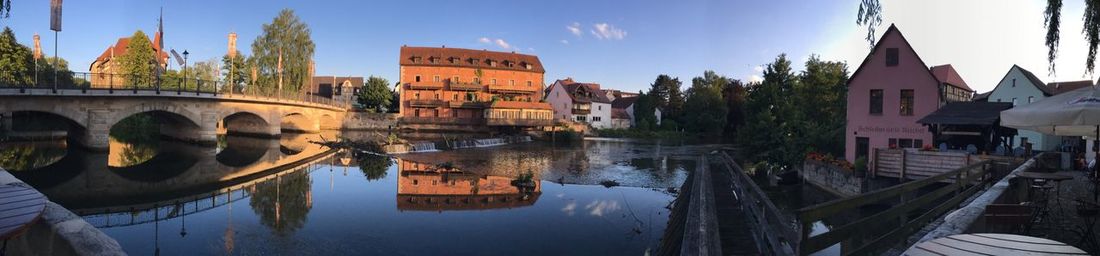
[396,159,541,211]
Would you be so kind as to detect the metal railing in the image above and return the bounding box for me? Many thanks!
[0,71,351,109]
[796,160,993,255]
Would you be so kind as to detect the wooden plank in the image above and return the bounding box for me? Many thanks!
[951,234,1088,254]
[969,234,1066,245]
[681,155,722,256]
[911,241,991,256]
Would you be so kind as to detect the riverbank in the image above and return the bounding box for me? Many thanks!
[0,169,124,256]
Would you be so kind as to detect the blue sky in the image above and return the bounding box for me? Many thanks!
[1,0,852,92]
[2,0,1092,93]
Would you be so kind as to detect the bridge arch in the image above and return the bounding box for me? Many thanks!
[280,113,318,133]
[109,109,207,147]
[319,114,341,130]
[222,111,278,137]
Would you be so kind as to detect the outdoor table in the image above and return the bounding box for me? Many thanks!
[1019,171,1073,198]
[0,184,47,254]
[905,233,1088,255]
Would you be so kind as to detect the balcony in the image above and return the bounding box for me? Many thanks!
[571,108,591,115]
[448,81,484,91]
[448,101,488,109]
[488,85,538,94]
[406,82,444,90]
[400,117,483,125]
[407,99,445,108]
[486,118,554,127]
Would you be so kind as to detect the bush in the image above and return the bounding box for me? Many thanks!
[660,119,679,131]
[854,157,867,173]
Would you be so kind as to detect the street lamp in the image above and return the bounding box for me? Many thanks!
[180,50,188,95]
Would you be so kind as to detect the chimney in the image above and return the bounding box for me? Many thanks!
[442,45,446,48]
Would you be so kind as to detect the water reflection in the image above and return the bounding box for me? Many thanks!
[248,170,313,235]
[0,140,67,171]
[396,159,541,211]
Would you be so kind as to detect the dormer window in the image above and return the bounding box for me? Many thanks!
[450,57,460,64]
[488,60,496,67]
[524,63,533,70]
[412,56,422,63]
[469,58,479,65]
[429,57,438,64]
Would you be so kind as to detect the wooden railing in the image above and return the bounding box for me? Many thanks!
[717,151,800,255]
[796,160,992,255]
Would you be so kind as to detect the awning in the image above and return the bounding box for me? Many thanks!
[918,102,1014,126]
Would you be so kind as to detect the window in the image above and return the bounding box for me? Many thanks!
[576,116,586,122]
[527,81,533,87]
[1012,78,1016,87]
[870,89,883,115]
[492,79,497,85]
[526,64,533,70]
[914,139,923,149]
[429,57,437,64]
[900,89,914,116]
[593,116,602,122]
[1028,96,1034,103]
[434,93,440,99]
[414,92,420,99]
[473,77,480,84]
[453,94,459,101]
[899,139,913,148]
[598,105,602,110]
[451,57,459,64]
[415,75,421,82]
[510,80,515,86]
[434,75,440,82]
[1012,98,1018,106]
[469,58,479,65]
[856,137,870,159]
[885,48,899,66]
[452,76,459,83]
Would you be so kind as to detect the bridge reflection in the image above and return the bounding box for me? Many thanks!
[6,132,338,228]
[395,158,542,211]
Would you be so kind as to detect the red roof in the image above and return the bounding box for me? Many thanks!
[1046,80,1094,95]
[399,46,545,73]
[930,64,973,92]
[490,101,552,110]
[611,96,637,109]
[611,109,631,119]
[94,32,169,65]
[553,79,612,103]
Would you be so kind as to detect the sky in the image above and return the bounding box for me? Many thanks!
[0,0,1094,93]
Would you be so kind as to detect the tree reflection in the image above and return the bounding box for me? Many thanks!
[356,150,391,181]
[249,170,313,236]
[109,113,161,167]
[0,142,66,171]
[115,140,159,167]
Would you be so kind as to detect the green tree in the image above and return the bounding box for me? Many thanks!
[723,79,748,138]
[795,55,850,156]
[117,30,157,88]
[0,27,32,86]
[647,75,683,122]
[388,82,401,113]
[632,91,659,131]
[251,9,315,94]
[357,76,393,112]
[739,54,801,167]
[221,51,249,93]
[683,71,730,135]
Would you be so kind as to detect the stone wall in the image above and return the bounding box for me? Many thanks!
[342,111,399,131]
[801,160,865,198]
[0,170,124,256]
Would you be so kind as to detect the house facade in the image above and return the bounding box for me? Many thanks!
[397,46,553,129]
[309,76,362,109]
[845,24,964,163]
[545,78,613,129]
[609,96,661,129]
[89,31,169,87]
[986,65,1062,151]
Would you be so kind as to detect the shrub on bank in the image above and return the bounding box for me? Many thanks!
[595,128,686,139]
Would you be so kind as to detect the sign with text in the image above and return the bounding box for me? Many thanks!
[857,125,926,135]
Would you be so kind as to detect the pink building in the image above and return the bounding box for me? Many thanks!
[845,24,971,163]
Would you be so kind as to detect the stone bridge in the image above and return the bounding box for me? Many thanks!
[0,88,349,150]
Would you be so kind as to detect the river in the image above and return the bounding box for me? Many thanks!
[0,131,728,255]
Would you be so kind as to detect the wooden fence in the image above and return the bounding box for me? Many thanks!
[796,160,993,255]
[874,149,972,180]
[717,151,800,255]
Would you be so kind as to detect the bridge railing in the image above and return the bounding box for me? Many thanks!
[795,160,993,255]
[0,71,351,109]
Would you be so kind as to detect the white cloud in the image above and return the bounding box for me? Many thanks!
[478,37,491,44]
[495,39,511,49]
[528,47,536,52]
[814,0,1091,93]
[560,39,570,45]
[567,22,582,37]
[753,65,764,73]
[561,201,577,216]
[590,23,627,40]
[748,75,764,83]
[585,200,621,217]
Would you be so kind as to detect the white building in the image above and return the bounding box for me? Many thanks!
[545,78,613,129]
[610,96,661,129]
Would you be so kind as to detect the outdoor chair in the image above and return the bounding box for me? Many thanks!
[984,203,1037,234]
[967,144,978,154]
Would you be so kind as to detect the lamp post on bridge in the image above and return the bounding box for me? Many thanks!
[180,50,188,95]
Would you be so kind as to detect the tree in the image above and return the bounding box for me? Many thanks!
[221,51,249,93]
[118,30,157,88]
[251,9,315,94]
[856,0,883,48]
[795,55,849,156]
[723,79,748,138]
[388,82,401,113]
[683,71,730,135]
[632,91,659,130]
[0,0,12,19]
[357,76,393,112]
[739,54,801,167]
[0,27,32,86]
[647,75,684,121]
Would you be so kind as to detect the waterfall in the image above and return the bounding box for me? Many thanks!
[474,138,507,147]
[411,142,439,152]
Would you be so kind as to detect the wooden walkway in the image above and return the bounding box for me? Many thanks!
[710,160,761,255]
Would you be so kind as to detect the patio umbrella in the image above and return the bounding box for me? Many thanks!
[1001,84,1100,201]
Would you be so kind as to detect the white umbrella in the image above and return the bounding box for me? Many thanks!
[1001,85,1100,136]
[1001,84,1100,201]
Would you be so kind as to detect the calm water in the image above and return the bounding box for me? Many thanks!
[1,132,723,255]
